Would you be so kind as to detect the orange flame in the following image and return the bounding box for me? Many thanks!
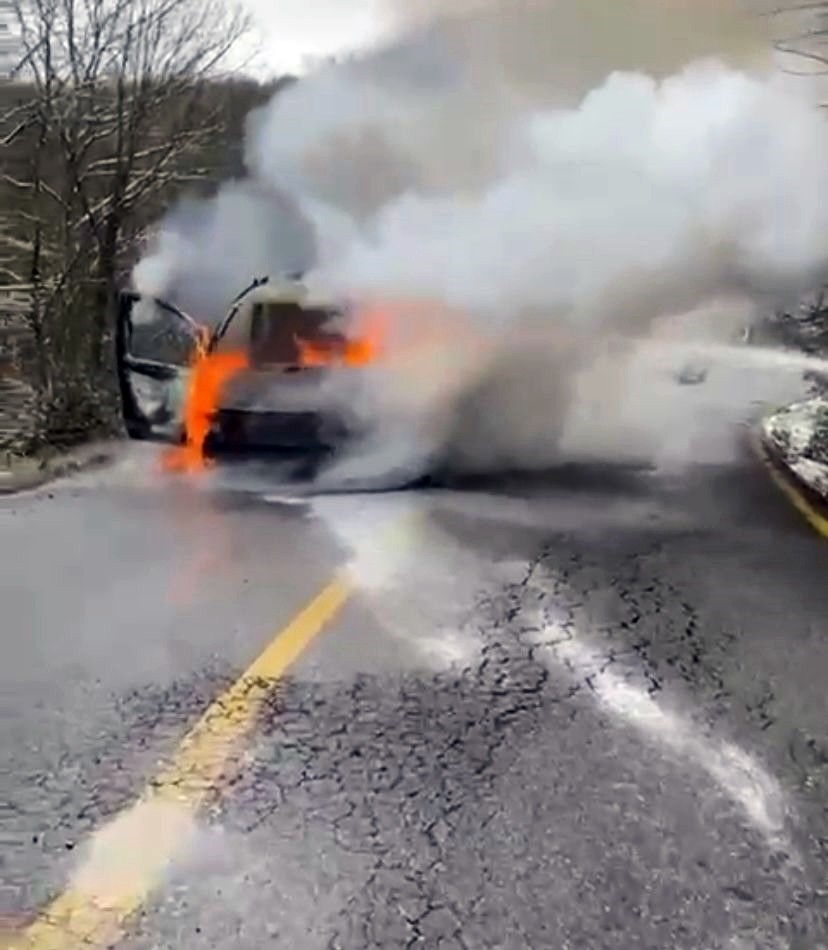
[160,304,389,475]
[294,337,333,366]
[161,342,248,473]
[296,306,387,367]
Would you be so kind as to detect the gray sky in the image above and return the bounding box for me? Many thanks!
[242,0,390,74]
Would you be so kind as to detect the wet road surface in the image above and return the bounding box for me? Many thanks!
[2,434,827,949]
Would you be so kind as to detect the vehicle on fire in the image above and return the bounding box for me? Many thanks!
[116,275,369,461]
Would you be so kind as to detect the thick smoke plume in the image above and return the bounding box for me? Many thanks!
[133,0,828,482]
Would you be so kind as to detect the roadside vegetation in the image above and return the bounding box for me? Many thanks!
[0,0,288,455]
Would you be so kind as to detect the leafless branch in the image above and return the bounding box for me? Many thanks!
[2,0,255,410]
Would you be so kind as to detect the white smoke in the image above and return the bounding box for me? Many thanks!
[133,181,315,323]
[133,0,828,484]
[315,61,828,304]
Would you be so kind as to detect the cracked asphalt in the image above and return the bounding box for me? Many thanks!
[2,435,827,949]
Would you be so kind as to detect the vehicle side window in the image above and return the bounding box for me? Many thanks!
[127,297,195,367]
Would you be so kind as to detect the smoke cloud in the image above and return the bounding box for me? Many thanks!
[133,0,828,484]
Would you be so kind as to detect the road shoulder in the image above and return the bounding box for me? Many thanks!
[0,441,120,495]
[756,407,828,539]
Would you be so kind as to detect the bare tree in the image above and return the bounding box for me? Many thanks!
[762,1,828,76]
[0,0,251,444]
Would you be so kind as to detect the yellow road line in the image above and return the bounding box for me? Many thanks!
[11,575,351,950]
[753,432,828,540]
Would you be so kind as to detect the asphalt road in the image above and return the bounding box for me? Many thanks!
[3,403,828,948]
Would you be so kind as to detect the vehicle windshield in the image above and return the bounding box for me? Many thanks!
[249,301,345,365]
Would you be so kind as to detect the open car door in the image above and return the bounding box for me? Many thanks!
[116,291,206,441]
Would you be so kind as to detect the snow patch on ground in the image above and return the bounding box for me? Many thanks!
[762,397,828,498]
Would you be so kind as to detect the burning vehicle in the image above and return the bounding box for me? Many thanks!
[117,265,741,490]
[116,275,383,471]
